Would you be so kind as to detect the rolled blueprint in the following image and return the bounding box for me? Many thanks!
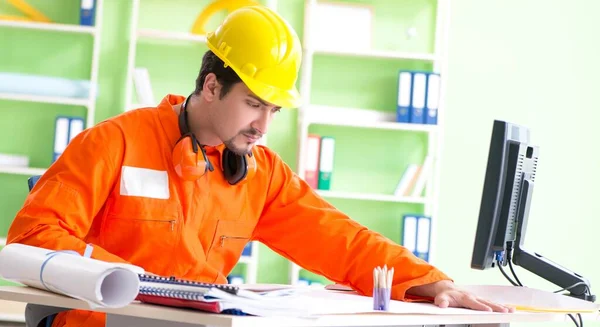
[0,243,144,309]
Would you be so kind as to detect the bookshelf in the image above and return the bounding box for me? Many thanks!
[0,0,104,177]
[290,0,451,285]
[122,0,278,285]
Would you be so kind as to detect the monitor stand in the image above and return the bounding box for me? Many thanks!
[511,175,595,302]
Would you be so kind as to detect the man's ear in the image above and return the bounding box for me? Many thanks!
[202,73,220,102]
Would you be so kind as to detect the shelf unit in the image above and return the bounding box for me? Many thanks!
[0,1,104,177]
[289,0,451,285]
[122,0,278,284]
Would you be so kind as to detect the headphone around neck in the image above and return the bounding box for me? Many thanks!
[171,94,257,185]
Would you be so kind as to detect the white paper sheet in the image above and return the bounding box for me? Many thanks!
[232,285,600,317]
[0,243,144,309]
[459,284,600,313]
[291,289,499,316]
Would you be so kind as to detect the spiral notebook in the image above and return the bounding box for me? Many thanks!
[135,274,310,317]
[137,274,239,298]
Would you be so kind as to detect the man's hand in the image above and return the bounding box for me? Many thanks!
[407,280,515,313]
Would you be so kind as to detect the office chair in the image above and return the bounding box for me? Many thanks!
[24,175,69,327]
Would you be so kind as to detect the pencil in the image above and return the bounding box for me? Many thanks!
[373,267,378,290]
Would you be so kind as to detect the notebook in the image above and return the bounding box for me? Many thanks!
[137,274,240,298]
[135,274,311,317]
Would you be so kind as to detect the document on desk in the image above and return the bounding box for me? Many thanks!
[136,282,510,318]
[285,289,500,316]
[193,285,600,318]
[0,243,144,309]
[459,284,600,313]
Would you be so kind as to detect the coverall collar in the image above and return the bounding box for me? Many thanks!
[157,94,227,171]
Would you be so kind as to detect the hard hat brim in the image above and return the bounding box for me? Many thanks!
[239,72,302,109]
[206,41,302,109]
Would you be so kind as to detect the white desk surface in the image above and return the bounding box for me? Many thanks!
[0,299,25,322]
[0,285,597,327]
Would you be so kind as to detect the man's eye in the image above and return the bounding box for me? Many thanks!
[247,101,260,108]
[272,108,281,113]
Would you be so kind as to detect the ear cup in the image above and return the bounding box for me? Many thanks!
[222,149,257,185]
[172,94,212,181]
[172,134,209,181]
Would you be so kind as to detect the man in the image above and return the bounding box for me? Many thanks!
[7,5,512,327]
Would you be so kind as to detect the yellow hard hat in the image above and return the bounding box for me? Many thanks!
[206,5,302,108]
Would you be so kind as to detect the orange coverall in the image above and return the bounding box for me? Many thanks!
[7,94,451,326]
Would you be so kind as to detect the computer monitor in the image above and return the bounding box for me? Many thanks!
[471,119,595,302]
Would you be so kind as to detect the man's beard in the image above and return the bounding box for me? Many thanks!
[224,128,262,156]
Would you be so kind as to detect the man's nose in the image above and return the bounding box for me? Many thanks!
[252,110,270,135]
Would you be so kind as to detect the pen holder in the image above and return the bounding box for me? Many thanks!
[373,286,391,311]
[372,265,393,311]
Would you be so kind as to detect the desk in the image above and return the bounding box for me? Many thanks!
[0,299,25,323]
[0,285,596,327]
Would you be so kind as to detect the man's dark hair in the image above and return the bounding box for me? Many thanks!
[194,50,242,99]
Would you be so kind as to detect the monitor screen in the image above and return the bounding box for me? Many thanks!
[471,119,530,270]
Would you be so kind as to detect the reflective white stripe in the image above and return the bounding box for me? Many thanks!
[120,166,169,199]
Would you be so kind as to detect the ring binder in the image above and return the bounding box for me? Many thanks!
[137,274,239,296]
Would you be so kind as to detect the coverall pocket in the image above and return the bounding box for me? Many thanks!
[205,219,256,274]
[100,197,182,265]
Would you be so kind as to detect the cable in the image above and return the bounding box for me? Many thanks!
[508,259,523,287]
[497,264,518,286]
[567,313,581,327]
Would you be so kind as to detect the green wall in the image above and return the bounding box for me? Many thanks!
[438,0,600,326]
[1,1,600,324]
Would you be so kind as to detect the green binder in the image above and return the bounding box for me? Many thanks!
[317,136,335,190]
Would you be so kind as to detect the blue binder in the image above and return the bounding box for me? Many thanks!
[425,73,441,125]
[409,72,427,124]
[402,214,431,261]
[396,71,412,123]
[415,215,431,261]
[53,116,85,162]
[80,0,96,26]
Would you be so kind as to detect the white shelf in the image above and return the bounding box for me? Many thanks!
[303,105,437,133]
[137,29,207,43]
[0,166,46,176]
[0,92,90,107]
[0,20,96,35]
[307,117,436,132]
[317,190,426,204]
[312,48,438,61]
[0,237,6,247]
